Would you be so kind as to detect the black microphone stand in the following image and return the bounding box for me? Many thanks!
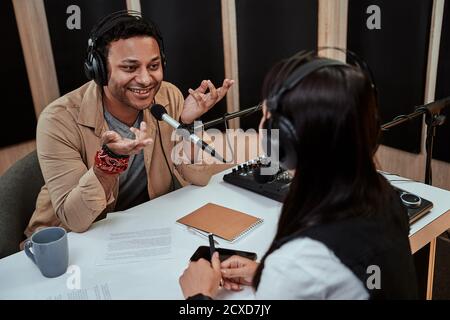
[192,103,262,131]
[381,96,450,185]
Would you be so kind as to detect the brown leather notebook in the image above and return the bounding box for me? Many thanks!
[177,203,263,242]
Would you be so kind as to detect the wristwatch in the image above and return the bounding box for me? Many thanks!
[186,293,213,300]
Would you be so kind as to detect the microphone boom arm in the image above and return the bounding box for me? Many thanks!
[193,103,263,131]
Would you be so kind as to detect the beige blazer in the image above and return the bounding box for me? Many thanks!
[25,81,231,237]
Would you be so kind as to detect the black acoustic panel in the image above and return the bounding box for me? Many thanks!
[44,0,126,95]
[434,0,450,163]
[141,0,226,127]
[0,0,36,147]
[237,0,318,130]
[348,0,432,154]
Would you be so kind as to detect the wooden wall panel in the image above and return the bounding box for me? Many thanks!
[318,0,348,61]
[0,140,36,176]
[221,0,240,129]
[12,0,60,119]
[434,0,450,163]
[126,0,141,12]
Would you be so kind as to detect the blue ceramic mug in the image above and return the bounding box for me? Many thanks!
[24,227,68,278]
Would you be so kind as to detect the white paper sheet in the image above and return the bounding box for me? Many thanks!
[95,220,173,266]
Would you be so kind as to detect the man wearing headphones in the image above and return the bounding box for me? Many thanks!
[23,11,233,237]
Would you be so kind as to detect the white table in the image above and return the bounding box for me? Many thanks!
[1,169,449,299]
[386,175,450,299]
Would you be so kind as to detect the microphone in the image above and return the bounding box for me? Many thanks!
[150,104,226,163]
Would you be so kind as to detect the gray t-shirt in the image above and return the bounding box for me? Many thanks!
[104,110,149,211]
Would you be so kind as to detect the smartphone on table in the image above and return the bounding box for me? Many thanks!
[190,246,257,262]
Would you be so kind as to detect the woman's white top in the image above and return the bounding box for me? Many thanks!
[256,237,369,300]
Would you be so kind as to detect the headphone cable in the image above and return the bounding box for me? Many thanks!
[156,121,176,192]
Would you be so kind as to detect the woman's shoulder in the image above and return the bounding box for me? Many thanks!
[256,237,369,299]
[266,236,349,273]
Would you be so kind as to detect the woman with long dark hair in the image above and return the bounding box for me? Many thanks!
[179,51,418,299]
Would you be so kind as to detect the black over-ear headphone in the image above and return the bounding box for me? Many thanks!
[264,47,378,170]
[84,10,166,86]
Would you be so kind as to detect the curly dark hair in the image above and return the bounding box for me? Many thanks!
[93,15,164,64]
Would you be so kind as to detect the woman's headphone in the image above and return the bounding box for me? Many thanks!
[264,47,379,170]
[84,10,166,86]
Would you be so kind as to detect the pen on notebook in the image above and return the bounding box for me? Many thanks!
[187,227,220,245]
[208,233,216,260]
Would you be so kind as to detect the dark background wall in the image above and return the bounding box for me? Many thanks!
[348,0,432,154]
[44,0,126,96]
[3,0,448,163]
[0,0,36,148]
[434,0,450,163]
[236,0,318,130]
[140,0,226,125]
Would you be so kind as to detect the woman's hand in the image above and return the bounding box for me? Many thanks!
[179,252,222,299]
[220,255,259,291]
[180,79,234,124]
[100,121,153,156]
